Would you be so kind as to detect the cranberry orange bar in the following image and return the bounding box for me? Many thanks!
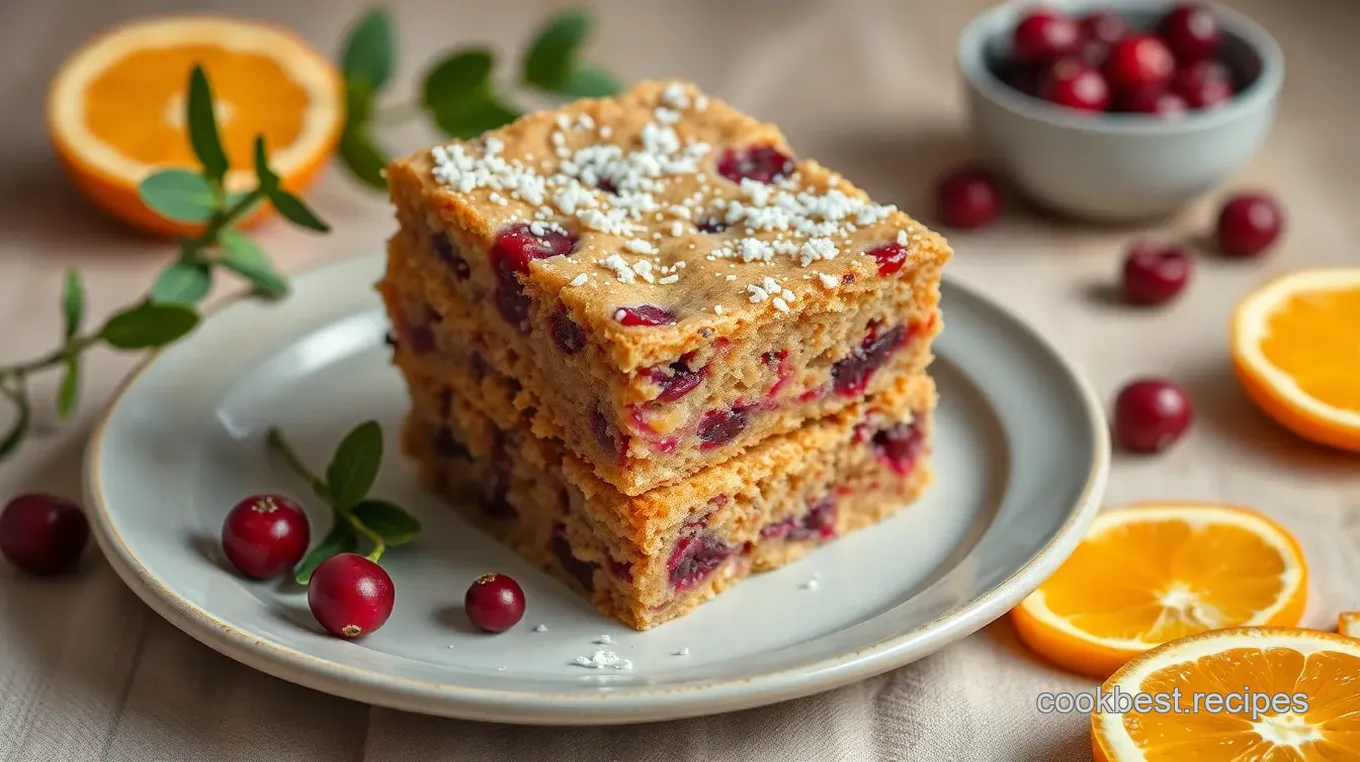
[400,366,936,630]
[382,80,950,496]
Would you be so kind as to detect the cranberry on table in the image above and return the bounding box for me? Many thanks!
[1121,242,1192,305]
[1012,9,1081,63]
[221,494,310,580]
[1170,60,1234,109]
[1104,35,1175,93]
[1216,192,1284,257]
[935,167,1001,230]
[0,494,89,576]
[307,553,395,639]
[1158,3,1222,63]
[1118,86,1189,117]
[1113,379,1193,453]
[1041,58,1112,112]
[464,572,526,633]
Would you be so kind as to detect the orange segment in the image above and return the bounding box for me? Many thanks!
[1092,627,1360,762]
[1233,268,1360,452]
[1012,503,1307,679]
[46,16,343,236]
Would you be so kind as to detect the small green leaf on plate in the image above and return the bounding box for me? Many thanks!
[149,259,213,305]
[341,8,396,91]
[138,169,218,223]
[294,518,359,584]
[523,9,591,90]
[56,354,80,420]
[325,420,383,510]
[61,269,84,340]
[98,302,200,349]
[218,231,289,298]
[186,65,229,185]
[0,386,31,460]
[422,49,494,109]
[352,499,421,546]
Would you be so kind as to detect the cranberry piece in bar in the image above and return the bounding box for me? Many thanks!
[717,145,793,184]
[872,419,926,475]
[433,232,471,280]
[615,305,677,327]
[866,242,908,276]
[551,524,597,592]
[832,324,906,397]
[550,308,587,354]
[667,534,732,592]
[697,407,748,449]
[489,224,578,331]
[644,357,704,402]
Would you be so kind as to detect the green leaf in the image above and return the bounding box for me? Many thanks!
[98,302,199,349]
[344,81,375,128]
[0,387,30,460]
[269,189,330,233]
[422,49,494,109]
[325,420,383,510]
[187,65,229,185]
[429,94,521,140]
[253,137,280,194]
[341,8,395,91]
[149,260,213,305]
[56,354,79,420]
[137,169,218,223]
[523,9,591,90]
[352,499,421,546]
[557,65,620,98]
[218,230,289,298]
[338,129,388,190]
[61,269,83,341]
[294,518,358,584]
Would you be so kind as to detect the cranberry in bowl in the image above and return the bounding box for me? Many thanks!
[957,0,1282,221]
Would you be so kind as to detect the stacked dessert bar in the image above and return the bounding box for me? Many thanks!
[380,81,951,629]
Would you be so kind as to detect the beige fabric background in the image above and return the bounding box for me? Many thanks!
[1,0,1358,759]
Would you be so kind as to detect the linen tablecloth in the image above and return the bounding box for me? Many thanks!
[2,0,1357,758]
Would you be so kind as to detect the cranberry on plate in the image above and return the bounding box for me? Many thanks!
[464,572,526,633]
[307,553,395,639]
[221,493,310,580]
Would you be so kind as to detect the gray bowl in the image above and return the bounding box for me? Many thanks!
[957,0,1284,222]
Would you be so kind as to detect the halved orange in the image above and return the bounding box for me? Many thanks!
[1233,268,1360,453]
[1340,612,1360,639]
[1012,502,1307,679]
[1092,627,1360,761]
[46,15,343,236]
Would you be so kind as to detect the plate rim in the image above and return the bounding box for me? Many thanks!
[82,253,1110,725]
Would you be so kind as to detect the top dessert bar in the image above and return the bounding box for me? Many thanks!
[384,80,951,496]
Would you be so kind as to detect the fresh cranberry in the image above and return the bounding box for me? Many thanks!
[644,358,704,402]
[307,553,395,638]
[1079,10,1127,46]
[1105,35,1175,93]
[717,145,794,184]
[698,407,748,449]
[220,494,310,580]
[489,224,577,331]
[1113,379,1193,453]
[551,525,596,591]
[871,420,926,475]
[1122,242,1192,305]
[1041,58,1112,112]
[590,408,624,461]
[866,242,908,276]
[550,309,587,354]
[615,305,677,326]
[433,233,471,280]
[1215,192,1284,257]
[667,534,731,591]
[1170,60,1234,109]
[464,572,525,633]
[0,494,88,576]
[935,167,1001,230]
[1118,86,1189,116]
[1158,3,1222,63]
[790,497,838,541]
[1012,9,1081,63]
[832,324,906,397]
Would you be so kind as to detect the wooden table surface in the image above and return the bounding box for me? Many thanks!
[1,0,1357,759]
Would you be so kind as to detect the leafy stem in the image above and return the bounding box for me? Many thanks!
[265,427,387,561]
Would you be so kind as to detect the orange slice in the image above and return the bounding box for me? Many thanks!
[46,15,343,236]
[1092,627,1360,761]
[1012,502,1307,679]
[1233,268,1360,453]
[1340,612,1360,639]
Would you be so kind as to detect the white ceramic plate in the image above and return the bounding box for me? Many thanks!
[85,254,1108,725]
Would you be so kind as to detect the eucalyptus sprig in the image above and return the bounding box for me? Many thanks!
[266,421,421,584]
[336,6,619,189]
[0,64,330,461]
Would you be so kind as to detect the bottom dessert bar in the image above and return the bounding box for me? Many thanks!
[397,367,936,630]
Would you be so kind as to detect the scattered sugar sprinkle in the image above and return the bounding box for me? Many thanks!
[674,647,690,656]
[569,273,589,287]
[801,573,822,591]
[817,272,840,289]
[498,666,507,671]
[713,305,724,315]
[659,274,680,285]
[772,296,790,313]
[596,634,615,645]
[614,308,627,321]
[573,650,633,670]
[534,624,549,632]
